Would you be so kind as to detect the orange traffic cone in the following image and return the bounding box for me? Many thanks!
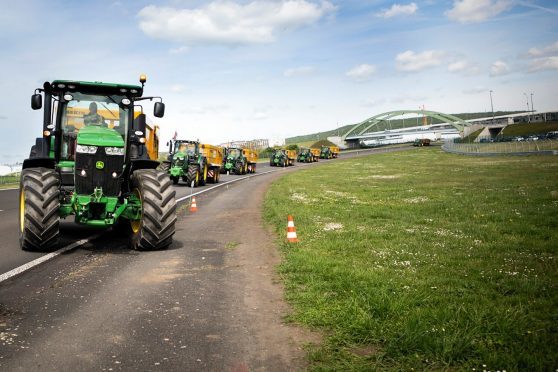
[190,196,198,212]
[286,215,299,243]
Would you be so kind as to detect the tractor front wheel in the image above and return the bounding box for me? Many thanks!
[129,169,176,250]
[187,165,199,187]
[19,167,60,251]
[199,162,208,186]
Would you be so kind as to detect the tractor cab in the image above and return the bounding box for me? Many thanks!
[169,140,199,167]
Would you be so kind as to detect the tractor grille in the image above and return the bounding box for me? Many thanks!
[173,158,185,167]
[75,147,124,196]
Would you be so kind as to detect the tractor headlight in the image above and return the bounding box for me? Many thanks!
[105,147,125,156]
[76,145,98,154]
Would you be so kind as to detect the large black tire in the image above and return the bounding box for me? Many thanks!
[19,168,60,251]
[159,161,171,172]
[235,163,242,175]
[186,164,199,187]
[129,169,176,250]
[199,161,208,186]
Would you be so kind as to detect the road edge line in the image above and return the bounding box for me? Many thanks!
[0,234,101,284]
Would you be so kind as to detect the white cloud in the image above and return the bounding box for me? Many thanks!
[138,1,336,46]
[390,94,427,104]
[447,60,481,75]
[361,97,386,107]
[526,41,558,58]
[446,0,512,23]
[283,66,316,77]
[463,86,487,94]
[169,84,186,93]
[346,64,377,82]
[396,50,445,72]
[377,3,418,18]
[489,60,510,76]
[528,56,558,72]
[169,46,190,55]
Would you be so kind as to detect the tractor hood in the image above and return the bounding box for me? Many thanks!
[77,126,125,147]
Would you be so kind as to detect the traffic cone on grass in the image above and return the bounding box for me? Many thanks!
[190,197,198,212]
[286,215,299,243]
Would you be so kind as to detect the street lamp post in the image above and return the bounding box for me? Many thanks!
[489,90,495,125]
[523,93,530,123]
[530,93,534,118]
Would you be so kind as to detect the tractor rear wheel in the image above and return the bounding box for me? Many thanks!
[19,167,60,251]
[187,165,199,187]
[129,169,176,250]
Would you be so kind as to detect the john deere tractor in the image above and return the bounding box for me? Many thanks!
[297,147,313,163]
[20,76,176,251]
[164,140,214,186]
[222,147,248,175]
[269,149,287,167]
[320,145,333,159]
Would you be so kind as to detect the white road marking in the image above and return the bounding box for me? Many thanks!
[0,187,18,191]
[0,234,101,284]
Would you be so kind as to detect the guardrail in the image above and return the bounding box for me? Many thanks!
[442,138,558,155]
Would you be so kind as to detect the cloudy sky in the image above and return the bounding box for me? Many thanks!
[1,0,557,163]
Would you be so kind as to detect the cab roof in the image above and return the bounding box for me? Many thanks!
[47,80,143,97]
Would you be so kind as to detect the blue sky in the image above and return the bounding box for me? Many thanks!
[1,0,557,163]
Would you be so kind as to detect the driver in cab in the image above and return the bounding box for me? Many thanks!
[83,102,106,126]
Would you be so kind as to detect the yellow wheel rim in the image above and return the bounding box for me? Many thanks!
[204,165,208,180]
[19,189,25,232]
[130,188,142,234]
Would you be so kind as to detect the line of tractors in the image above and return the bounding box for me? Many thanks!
[19,75,341,253]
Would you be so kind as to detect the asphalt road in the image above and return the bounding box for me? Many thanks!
[0,146,412,370]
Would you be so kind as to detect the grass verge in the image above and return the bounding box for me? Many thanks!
[264,148,558,370]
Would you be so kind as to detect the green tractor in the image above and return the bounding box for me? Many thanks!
[269,149,288,167]
[20,76,176,251]
[222,147,248,175]
[297,147,313,163]
[320,145,333,159]
[163,140,221,186]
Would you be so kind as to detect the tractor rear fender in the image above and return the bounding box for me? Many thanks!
[22,157,56,170]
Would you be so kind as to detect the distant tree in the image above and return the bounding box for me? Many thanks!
[285,144,299,151]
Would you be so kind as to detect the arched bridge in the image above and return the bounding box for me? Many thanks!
[342,110,470,141]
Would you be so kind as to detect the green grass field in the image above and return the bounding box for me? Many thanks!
[264,148,558,370]
[502,121,558,137]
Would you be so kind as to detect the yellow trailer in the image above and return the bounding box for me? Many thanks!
[285,149,296,166]
[330,146,340,158]
[310,148,320,162]
[200,144,223,183]
[242,148,259,173]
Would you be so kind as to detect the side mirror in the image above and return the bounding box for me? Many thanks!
[154,102,165,118]
[135,113,147,137]
[31,94,42,110]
